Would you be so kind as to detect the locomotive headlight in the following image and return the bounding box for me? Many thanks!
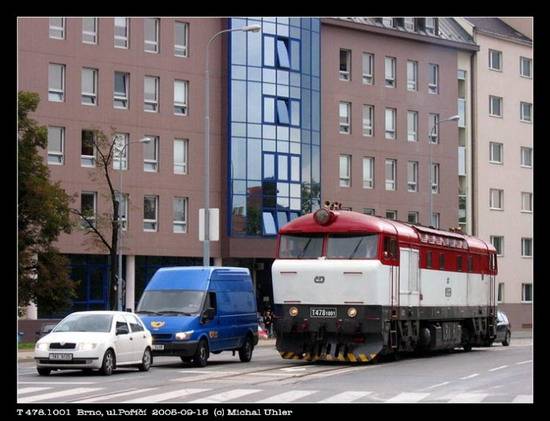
[314,208,332,225]
[347,307,358,318]
[289,307,299,317]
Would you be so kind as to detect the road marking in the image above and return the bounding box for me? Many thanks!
[512,395,533,403]
[177,370,239,375]
[17,387,51,395]
[257,390,317,403]
[516,360,532,365]
[122,389,210,403]
[422,381,450,390]
[190,389,262,403]
[74,388,157,403]
[18,381,96,385]
[448,393,488,403]
[18,387,101,403]
[460,373,479,380]
[280,367,307,372]
[246,372,296,377]
[318,391,372,403]
[386,393,429,403]
[489,365,508,372]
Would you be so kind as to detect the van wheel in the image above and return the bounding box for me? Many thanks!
[100,349,115,376]
[37,367,51,376]
[139,348,152,371]
[192,339,209,367]
[239,336,254,362]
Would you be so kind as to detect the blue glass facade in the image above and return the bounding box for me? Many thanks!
[229,17,321,237]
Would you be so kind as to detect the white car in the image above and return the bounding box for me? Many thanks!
[34,311,153,376]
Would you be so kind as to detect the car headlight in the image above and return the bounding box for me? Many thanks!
[78,342,98,351]
[175,331,194,341]
[35,342,49,351]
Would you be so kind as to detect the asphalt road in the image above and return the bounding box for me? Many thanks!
[17,338,532,404]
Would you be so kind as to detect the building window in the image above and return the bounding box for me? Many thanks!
[431,163,439,194]
[431,212,440,229]
[520,147,533,168]
[174,139,188,175]
[144,18,159,53]
[408,161,418,192]
[489,142,503,164]
[82,17,98,44]
[385,57,396,88]
[339,155,351,187]
[80,192,97,229]
[521,238,533,257]
[113,133,129,170]
[143,195,158,231]
[404,17,416,31]
[490,236,504,256]
[425,18,436,35]
[385,108,396,139]
[81,68,98,106]
[48,63,65,102]
[386,210,397,220]
[408,211,419,224]
[385,159,397,191]
[49,17,65,39]
[363,157,374,189]
[339,102,351,134]
[114,17,129,48]
[429,113,439,143]
[115,192,128,231]
[174,21,189,57]
[339,49,351,81]
[263,35,299,70]
[174,80,188,115]
[520,56,532,78]
[520,102,532,123]
[276,37,291,69]
[173,197,188,233]
[407,60,418,91]
[459,194,467,226]
[521,192,533,213]
[521,283,532,302]
[362,105,374,137]
[143,135,159,172]
[428,63,439,94]
[458,98,466,128]
[407,111,418,141]
[144,76,160,112]
[489,188,504,210]
[362,53,374,85]
[47,126,64,165]
[113,72,129,109]
[382,17,394,27]
[489,95,503,117]
[364,208,375,216]
[81,130,96,167]
[497,282,504,303]
[488,49,503,71]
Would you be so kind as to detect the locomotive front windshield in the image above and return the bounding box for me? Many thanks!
[326,234,379,259]
[279,234,324,258]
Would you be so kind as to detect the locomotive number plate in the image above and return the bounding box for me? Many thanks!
[310,307,337,318]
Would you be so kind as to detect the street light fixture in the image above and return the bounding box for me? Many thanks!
[115,136,151,311]
[428,114,460,228]
[203,23,261,267]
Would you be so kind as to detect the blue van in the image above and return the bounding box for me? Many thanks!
[135,267,258,367]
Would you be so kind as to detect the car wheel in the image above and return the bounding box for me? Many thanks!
[100,349,115,376]
[37,367,51,376]
[192,339,209,367]
[238,336,254,362]
[139,348,152,371]
[502,331,511,347]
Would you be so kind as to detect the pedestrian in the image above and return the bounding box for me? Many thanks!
[263,308,273,338]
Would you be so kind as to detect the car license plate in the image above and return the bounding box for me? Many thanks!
[310,307,337,318]
[152,345,164,351]
[49,353,73,361]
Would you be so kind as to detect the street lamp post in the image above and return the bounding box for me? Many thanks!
[115,136,151,311]
[203,23,261,267]
[428,114,460,228]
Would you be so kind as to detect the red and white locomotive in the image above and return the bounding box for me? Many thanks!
[272,206,497,362]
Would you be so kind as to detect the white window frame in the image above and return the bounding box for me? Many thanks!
[385,159,396,191]
[144,18,159,53]
[81,67,98,106]
[490,235,504,256]
[521,283,533,303]
[47,126,64,165]
[49,17,65,39]
[408,211,419,224]
[143,195,158,232]
[82,17,98,44]
[362,52,374,85]
[382,17,394,27]
[173,138,188,175]
[385,57,396,88]
[458,98,466,128]
[113,133,129,170]
[114,17,129,49]
[489,95,503,117]
[113,72,129,109]
[407,110,418,141]
[48,63,65,102]
[428,63,439,94]
[407,161,418,192]
[115,192,129,231]
[81,130,96,167]
[489,188,504,210]
[385,108,396,139]
[173,197,188,233]
[488,49,503,71]
[431,163,439,194]
[404,18,415,31]
[520,102,532,123]
[339,49,351,81]
[520,147,533,168]
[174,21,189,57]
[407,60,418,91]
[521,192,533,213]
[339,155,351,188]
[429,113,439,144]
[362,104,374,137]
[489,142,503,164]
[362,157,374,189]
[425,18,436,35]
[144,76,160,113]
[174,80,188,116]
[80,191,97,229]
[339,102,351,134]
[520,56,532,79]
[363,208,375,216]
[521,238,533,258]
[386,210,397,220]
[143,135,159,172]
[431,212,440,229]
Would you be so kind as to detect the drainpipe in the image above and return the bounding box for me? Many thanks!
[470,48,476,236]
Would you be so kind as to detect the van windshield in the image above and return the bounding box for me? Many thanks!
[137,290,206,315]
[279,235,324,258]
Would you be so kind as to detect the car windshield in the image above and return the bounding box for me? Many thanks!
[53,314,113,333]
[326,234,379,259]
[279,235,324,258]
[137,290,206,315]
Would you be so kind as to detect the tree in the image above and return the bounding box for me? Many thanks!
[18,91,76,315]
